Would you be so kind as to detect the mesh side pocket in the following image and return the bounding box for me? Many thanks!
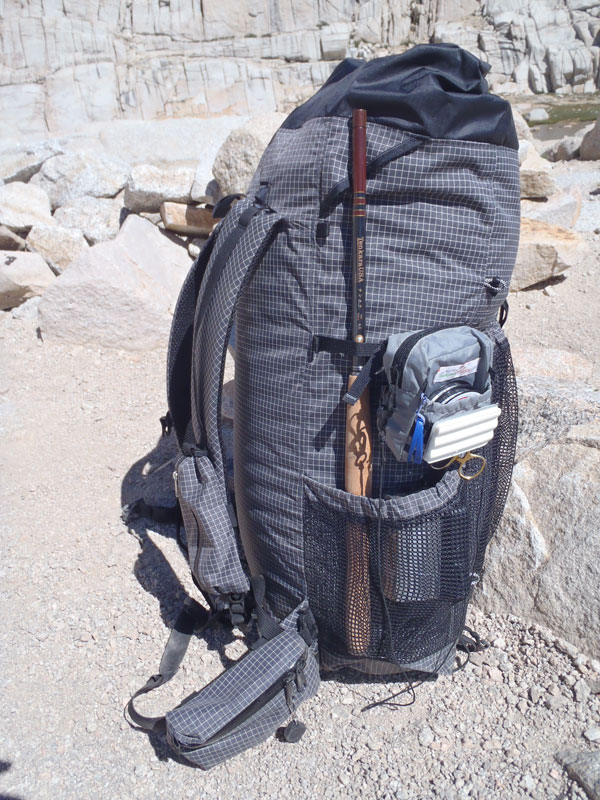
[471,327,519,576]
[303,471,477,667]
[176,453,249,596]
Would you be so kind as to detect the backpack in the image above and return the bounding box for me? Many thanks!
[126,43,520,769]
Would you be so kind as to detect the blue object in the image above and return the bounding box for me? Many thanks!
[408,413,425,464]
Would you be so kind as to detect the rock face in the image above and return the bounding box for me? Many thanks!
[434,1,600,96]
[30,151,130,210]
[476,380,600,656]
[213,113,287,195]
[38,215,191,350]
[124,166,195,213]
[0,251,55,309]
[0,183,54,232]
[1,1,599,138]
[26,224,89,274]
[580,114,600,161]
[512,218,588,290]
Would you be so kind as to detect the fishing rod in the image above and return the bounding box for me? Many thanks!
[345,108,373,656]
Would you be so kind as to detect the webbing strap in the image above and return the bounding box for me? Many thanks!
[121,499,179,525]
[125,598,215,731]
[319,137,423,216]
[342,343,386,405]
[312,334,381,360]
[250,575,284,642]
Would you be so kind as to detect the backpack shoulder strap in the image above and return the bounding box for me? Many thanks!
[189,186,284,484]
[167,228,220,448]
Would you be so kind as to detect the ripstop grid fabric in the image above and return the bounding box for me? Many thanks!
[166,627,320,770]
[232,116,520,672]
[176,453,250,596]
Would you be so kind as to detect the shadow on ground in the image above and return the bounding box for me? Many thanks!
[0,760,24,800]
[121,429,238,763]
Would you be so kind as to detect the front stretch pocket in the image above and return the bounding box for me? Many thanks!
[303,470,479,667]
[176,453,249,597]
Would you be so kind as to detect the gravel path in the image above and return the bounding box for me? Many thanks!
[1,295,599,799]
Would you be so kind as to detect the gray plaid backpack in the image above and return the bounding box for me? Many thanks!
[127,43,520,769]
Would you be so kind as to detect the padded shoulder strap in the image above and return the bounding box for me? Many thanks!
[191,190,284,485]
[167,229,219,448]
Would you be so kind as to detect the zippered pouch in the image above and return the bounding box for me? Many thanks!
[175,450,250,598]
[378,326,496,464]
[165,625,320,770]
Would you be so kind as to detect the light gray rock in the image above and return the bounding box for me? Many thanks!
[584,727,600,743]
[516,377,600,458]
[0,251,56,309]
[213,113,287,195]
[31,151,130,210]
[10,295,41,320]
[0,140,64,183]
[511,346,593,384]
[512,109,536,143]
[521,189,582,228]
[0,182,54,232]
[580,115,600,161]
[520,145,557,199]
[556,750,600,800]
[0,226,26,251]
[26,224,89,274]
[526,108,549,123]
[53,195,124,245]
[476,411,600,656]
[124,166,195,213]
[545,135,583,162]
[191,172,219,205]
[512,218,589,290]
[1,1,600,142]
[38,215,191,350]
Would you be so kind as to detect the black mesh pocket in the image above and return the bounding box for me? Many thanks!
[303,472,477,668]
[470,328,519,575]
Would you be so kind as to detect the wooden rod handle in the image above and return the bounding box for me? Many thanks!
[345,377,372,655]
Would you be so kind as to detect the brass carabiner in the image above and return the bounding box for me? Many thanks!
[430,452,486,481]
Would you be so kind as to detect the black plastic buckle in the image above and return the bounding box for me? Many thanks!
[160,412,172,437]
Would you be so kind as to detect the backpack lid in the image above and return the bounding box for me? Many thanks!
[283,43,518,150]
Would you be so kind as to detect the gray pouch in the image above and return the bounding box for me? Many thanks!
[175,450,250,598]
[379,326,494,463]
[166,606,320,770]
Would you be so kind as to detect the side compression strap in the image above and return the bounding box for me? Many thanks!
[125,598,215,731]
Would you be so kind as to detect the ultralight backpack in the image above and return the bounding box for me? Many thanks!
[127,43,520,769]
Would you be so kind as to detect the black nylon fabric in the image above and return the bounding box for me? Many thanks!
[283,44,518,151]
